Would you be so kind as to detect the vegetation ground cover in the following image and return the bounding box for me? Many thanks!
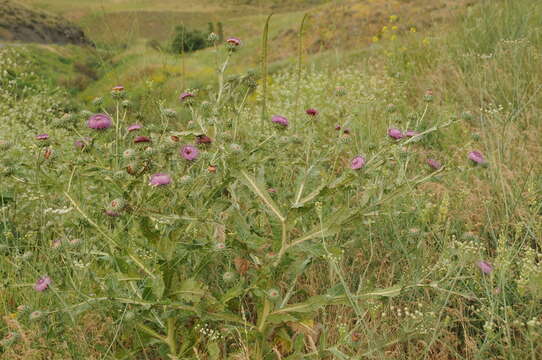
[1,0,542,358]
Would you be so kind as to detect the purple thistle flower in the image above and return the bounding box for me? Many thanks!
[36,134,49,140]
[149,173,172,186]
[105,210,120,217]
[351,156,366,170]
[180,92,194,102]
[181,145,199,161]
[388,128,404,140]
[405,130,420,137]
[74,137,92,151]
[335,124,341,131]
[127,124,142,132]
[476,261,493,274]
[112,85,124,92]
[468,151,486,164]
[306,108,319,116]
[226,37,241,46]
[343,128,351,135]
[34,276,52,292]
[88,114,112,130]
[427,158,442,170]
[271,115,289,127]
[134,136,151,144]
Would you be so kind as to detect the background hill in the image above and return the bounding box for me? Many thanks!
[0,0,91,45]
[10,0,473,102]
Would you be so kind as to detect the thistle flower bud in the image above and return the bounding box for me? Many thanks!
[29,311,44,321]
[123,149,136,158]
[111,87,126,99]
[92,97,104,106]
[0,332,19,346]
[222,271,237,283]
[0,139,11,151]
[113,170,127,180]
[126,162,141,175]
[226,37,241,52]
[109,198,126,211]
[74,137,93,151]
[208,32,219,43]
[0,164,14,176]
[228,143,242,153]
[267,288,281,303]
[424,89,434,102]
[43,147,54,160]
[122,100,132,109]
[335,86,347,96]
[162,108,177,118]
[180,175,192,184]
[180,92,195,104]
[462,111,474,121]
[200,101,212,110]
[80,110,93,118]
[124,311,136,321]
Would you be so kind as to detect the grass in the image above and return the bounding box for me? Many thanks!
[14,0,471,104]
[1,0,542,358]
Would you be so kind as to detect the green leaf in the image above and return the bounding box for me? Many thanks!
[291,184,326,208]
[152,275,165,300]
[326,347,350,360]
[0,192,14,204]
[208,341,220,360]
[221,284,244,304]
[237,170,285,222]
[362,285,402,298]
[175,279,205,303]
[139,216,160,242]
[271,302,319,315]
[266,312,298,325]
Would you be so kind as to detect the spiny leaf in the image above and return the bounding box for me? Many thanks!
[174,279,206,303]
[238,169,285,222]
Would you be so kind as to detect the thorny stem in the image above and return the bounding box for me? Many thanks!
[215,52,232,109]
[115,100,120,170]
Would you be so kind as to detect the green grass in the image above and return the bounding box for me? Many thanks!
[1,0,542,358]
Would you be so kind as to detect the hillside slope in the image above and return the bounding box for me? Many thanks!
[0,0,91,45]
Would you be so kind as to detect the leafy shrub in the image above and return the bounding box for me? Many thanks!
[170,25,208,54]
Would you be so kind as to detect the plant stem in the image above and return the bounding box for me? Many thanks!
[260,14,273,129]
[166,318,177,356]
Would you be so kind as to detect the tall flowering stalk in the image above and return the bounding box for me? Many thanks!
[294,13,309,132]
[260,14,273,129]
